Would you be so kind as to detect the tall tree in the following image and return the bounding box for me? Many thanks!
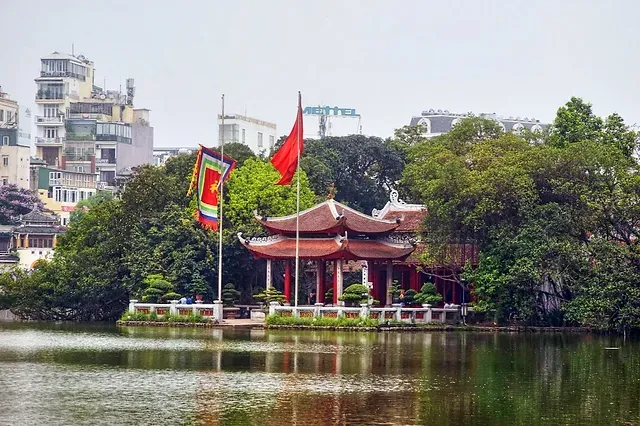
[300,135,405,213]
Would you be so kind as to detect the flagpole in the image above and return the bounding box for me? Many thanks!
[294,91,301,308]
[218,94,225,303]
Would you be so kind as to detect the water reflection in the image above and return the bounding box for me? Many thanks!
[0,323,639,425]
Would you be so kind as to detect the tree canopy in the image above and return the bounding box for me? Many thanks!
[403,99,640,330]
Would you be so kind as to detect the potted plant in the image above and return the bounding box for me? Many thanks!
[413,283,443,307]
[222,283,241,319]
[388,280,401,304]
[401,289,418,306]
[140,274,180,303]
[338,284,370,307]
[325,288,334,305]
[253,287,286,307]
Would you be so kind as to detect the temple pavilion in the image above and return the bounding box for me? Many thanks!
[239,191,476,306]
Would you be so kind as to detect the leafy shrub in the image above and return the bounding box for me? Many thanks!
[401,289,418,304]
[253,287,286,304]
[339,284,370,306]
[266,314,378,328]
[222,283,241,307]
[413,283,443,305]
[141,274,181,303]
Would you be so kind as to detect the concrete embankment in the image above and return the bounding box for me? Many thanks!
[0,310,18,321]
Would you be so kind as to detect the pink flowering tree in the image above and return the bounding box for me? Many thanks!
[0,185,43,225]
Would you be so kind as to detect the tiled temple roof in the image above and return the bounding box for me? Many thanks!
[255,199,400,236]
[238,233,415,261]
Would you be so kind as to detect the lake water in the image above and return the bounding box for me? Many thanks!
[0,323,638,425]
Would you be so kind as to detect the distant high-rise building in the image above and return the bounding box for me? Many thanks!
[33,52,154,219]
[410,109,548,138]
[218,113,277,154]
[0,86,30,189]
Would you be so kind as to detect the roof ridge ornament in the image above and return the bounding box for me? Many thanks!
[327,183,336,199]
[389,189,407,206]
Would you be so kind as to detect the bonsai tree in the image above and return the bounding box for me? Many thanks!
[325,288,334,304]
[413,283,443,306]
[141,274,181,303]
[388,280,401,303]
[401,289,418,305]
[339,284,370,306]
[253,287,286,305]
[222,283,241,307]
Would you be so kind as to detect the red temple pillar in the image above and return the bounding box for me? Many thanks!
[410,269,418,291]
[453,280,458,305]
[332,260,338,305]
[317,260,326,304]
[284,260,292,303]
[368,260,375,301]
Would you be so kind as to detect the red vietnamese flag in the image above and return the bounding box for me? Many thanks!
[271,93,303,185]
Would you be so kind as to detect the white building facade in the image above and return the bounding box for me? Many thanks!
[0,87,30,189]
[410,109,547,138]
[218,114,277,154]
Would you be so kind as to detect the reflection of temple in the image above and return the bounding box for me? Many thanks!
[240,191,476,306]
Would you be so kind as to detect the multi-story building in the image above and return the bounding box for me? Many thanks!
[153,146,198,166]
[30,164,97,225]
[218,113,277,154]
[33,51,153,211]
[410,109,547,138]
[0,87,30,188]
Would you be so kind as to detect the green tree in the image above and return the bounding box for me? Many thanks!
[300,135,406,213]
[403,109,640,326]
[69,191,114,223]
[213,142,257,166]
[223,158,315,302]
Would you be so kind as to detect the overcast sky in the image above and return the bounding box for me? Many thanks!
[1,1,639,147]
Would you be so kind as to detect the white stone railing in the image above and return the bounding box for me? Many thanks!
[269,303,463,324]
[128,300,224,321]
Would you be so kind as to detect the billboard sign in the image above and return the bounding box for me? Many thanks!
[303,106,360,117]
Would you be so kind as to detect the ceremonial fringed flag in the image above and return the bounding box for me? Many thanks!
[187,145,236,230]
[271,92,303,185]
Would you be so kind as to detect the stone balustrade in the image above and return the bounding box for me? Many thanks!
[268,302,463,324]
[127,300,465,325]
[128,300,224,322]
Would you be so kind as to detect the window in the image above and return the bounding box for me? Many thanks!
[1,178,7,186]
[2,156,8,167]
[242,129,246,144]
[6,111,12,122]
[46,128,57,139]
[2,136,8,146]
[257,132,263,148]
[0,110,4,121]
[269,135,275,148]
[45,106,59,118]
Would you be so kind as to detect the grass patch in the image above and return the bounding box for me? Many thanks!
[120,311,210,324]
[266,314,379,328]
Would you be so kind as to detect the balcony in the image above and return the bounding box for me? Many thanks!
[35,116,64,126]
[40,70,86,81]
[35,137,63,145]
[96,158,116,165]
[96,134,131,144]
[35,91,65,100]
